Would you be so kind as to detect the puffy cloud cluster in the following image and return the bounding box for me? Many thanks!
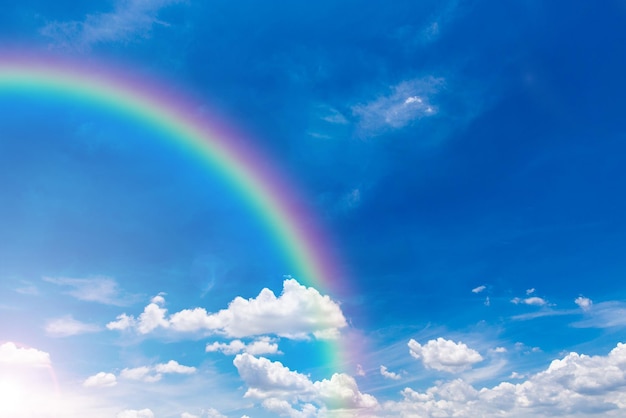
[0,342,51,366]
[84,360,195,387]
[180,409,227,418]
[234,353,377,415]
[408,338,483,373]
[83,372,117,388]
[386,342,626,417]
[117,409,154,418]
[107,279,347,340]
[380,365,402,380]
[206,337,280,356]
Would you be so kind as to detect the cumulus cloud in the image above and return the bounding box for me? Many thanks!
[180,410,227,418]
[106,313,136,331]
[261,398,319,417]
[117,409,154,418]
[408,338,483,373]
[154,360,196,375]
[0,342,50,366]
[233,353,377,413]
[120,366,160,383]
[107,279,347,340]
[385,342,626,417]
[43,276,127,305]
[206,337,281,356]
[45,315,100,337]
[575,296,593,311]
[83,372,117,388]
[119,360,196,383]
[380,365,402,380]
[204,409,228,418]
[471,285,486,294]
[41,0,182,51]
[352,77,442,136]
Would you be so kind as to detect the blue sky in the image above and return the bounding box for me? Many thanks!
[2,1,626,417]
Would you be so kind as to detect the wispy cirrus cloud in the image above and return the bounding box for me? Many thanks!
[571,301,626,329]
[43,276,130,306]
[40,0,183,51]
[45,315,100,337]
[352,77,443,137]
[471,285,486,294]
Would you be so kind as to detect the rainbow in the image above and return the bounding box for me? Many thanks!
[0,57,343,293]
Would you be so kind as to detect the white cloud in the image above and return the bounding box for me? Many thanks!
[204,409,228,418]
[108,279,347,340]
[106,313,136,331]
[233,353,377,412]
[206,337,281,356]
[314,373,378,410]
[119,360,196,383]
[137,297,170,333]
[117,409,154,418]
[41,0,182,51]
[526,288,536,295]
[154,360,196,375]
[43,276,126,305]
[471,285,486,294]
[0,342,50,366]
[408,337,483,373]
[380,365,402,380]
[386,342,626,417]
[83,372,117,388]
[261,398,319,418]
[575,296,593,311]
[120,366,159,382]
[180,411,227,418]
[352,77,443,136]
[511,296,548,306]
[45,315,100,337]
[234,353,313,400]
